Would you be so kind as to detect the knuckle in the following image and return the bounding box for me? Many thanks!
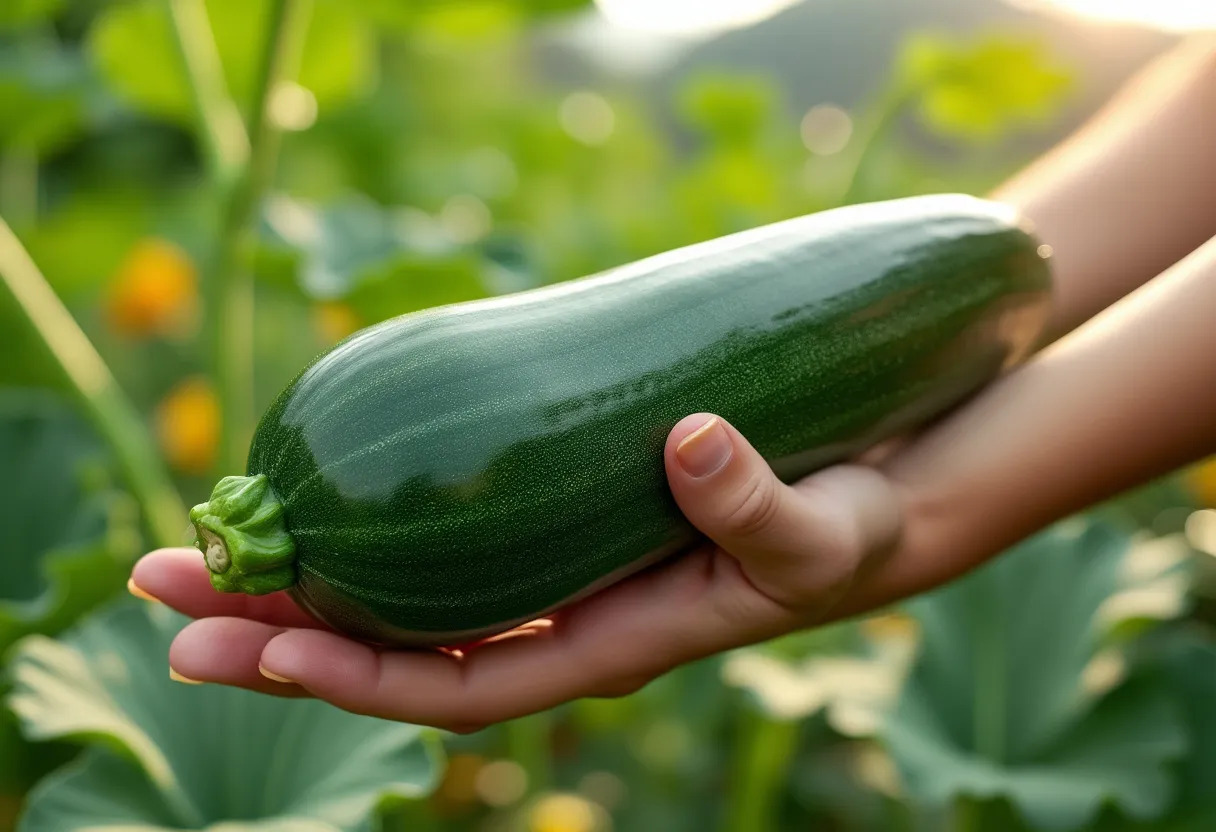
[722,474,781,538]
[795,479,867,558]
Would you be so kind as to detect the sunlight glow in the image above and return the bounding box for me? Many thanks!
[1012,0,1216,32]
[594,0,804,36]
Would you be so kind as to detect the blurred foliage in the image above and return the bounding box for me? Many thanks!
[0,1,1213,831]
[0,391,138,819]
[88,0,374,124]
[884,521,1188,831]
[0,391,135,654]
[899,32,1073,142]
[7,602,443,831]
[0,39,89,156]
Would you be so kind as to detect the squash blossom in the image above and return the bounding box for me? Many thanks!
[105,238,199,338]
[155,377,219,474]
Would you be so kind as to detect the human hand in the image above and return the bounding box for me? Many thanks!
[130,412,907,732]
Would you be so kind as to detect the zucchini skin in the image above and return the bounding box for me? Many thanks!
[246,194,1051,646]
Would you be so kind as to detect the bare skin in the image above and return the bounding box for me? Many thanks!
[131,35,1216,732]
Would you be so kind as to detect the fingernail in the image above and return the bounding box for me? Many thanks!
[127,577,161,604]
[259,665,296,685]
[676,416,733,478]
[169,668,203,685]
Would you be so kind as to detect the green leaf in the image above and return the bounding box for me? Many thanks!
[344,253,489,322]
[15,189,151,300]
[88,0,375,126]
[7,602,444,831]
[259,196,491,321]
[1133,630,1216,827]
[678,74,778,149]
[898,33,1073,143]
[0,0,61,31]
[0,391,133,656]
[883,520,1188,830]
[17,184,215,302]
[0,39,89,154]
[355,0,589,34]
[18,750,181,831]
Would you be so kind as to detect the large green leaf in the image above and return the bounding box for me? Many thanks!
[259,196,490,322]
[883,521,1188,830]
[88,0,374,125]
[0,392,134,811]
[0,391,133,655]
[7,602,443,831]
[1130,630,1216,829]
[721,619,915,737]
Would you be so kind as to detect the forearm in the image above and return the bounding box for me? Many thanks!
[836,234,1216,618]
[993,35,1216,341]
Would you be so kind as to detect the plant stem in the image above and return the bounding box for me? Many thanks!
[0,148,38,228]
[723,711,799,832]
[165,0,250,186]
[205,0,313,474]
[840,86,914,206]
[973,577,1007,763]
[505,713,553,794]
[952,795,993,832]
[0,216,187,549]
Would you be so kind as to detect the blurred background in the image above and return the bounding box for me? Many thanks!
[1,1,1215,830]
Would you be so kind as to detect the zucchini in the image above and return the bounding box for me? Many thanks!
[190,194,1052,647]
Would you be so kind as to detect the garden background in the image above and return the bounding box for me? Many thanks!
[1,0,1214,830]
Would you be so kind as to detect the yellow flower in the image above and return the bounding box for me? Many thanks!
[1187,457,1216,506]
[155,377,219,475]
[528,793,602,832]
[105,238,199,338]
[312,301,360,344]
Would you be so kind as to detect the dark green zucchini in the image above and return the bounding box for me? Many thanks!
[190,194,1052,646]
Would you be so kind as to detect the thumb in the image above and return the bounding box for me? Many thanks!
[664,413,903,611]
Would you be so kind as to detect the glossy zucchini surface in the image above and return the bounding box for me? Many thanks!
[190,194,1052,646]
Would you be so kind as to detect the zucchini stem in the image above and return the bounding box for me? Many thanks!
[190,474,297,595]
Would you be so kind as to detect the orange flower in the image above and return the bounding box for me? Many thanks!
[1187,457,1216,507]
[105,238,199,338]
[156,377,219,475]
[312,300,360,344]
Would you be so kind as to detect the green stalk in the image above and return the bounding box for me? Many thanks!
[505,713,553,794]
[165,0,250,186]
[0,217,187,549]
[973,580,1007,763]
[203,0,313,475]
[0,147,38,229]
[723,711,799,832]
[952,795,992,832]
[839,86,915,206]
